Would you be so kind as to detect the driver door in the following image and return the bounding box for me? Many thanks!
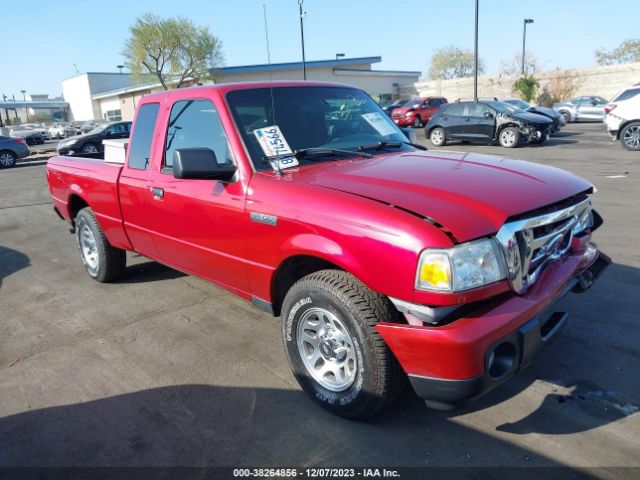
[146,98,249,293]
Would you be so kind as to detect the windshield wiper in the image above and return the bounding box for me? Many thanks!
[263,147,372,164]
[357,140,427,152]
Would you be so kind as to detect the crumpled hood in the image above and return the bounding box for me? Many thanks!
[289,151,592,242]
[530,106,560,119]
[508,111,553,125]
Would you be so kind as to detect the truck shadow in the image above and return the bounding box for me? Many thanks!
[0,245,30,291]
[0,383,605,477]
[119,260,187,284]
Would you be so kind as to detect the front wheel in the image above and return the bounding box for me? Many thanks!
[282,270,405,419]
[81,143,99,154]
[499,127,520,148]
[429,127,446,146]
[560,111,572,123]
[75,208,126,282]
[620,122,640,151]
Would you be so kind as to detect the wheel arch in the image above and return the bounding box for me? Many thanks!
[67,193,90,226]
[617,119,640,139]
[270,254,346,316]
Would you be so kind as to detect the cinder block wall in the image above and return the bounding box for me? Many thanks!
[414,62,640,102]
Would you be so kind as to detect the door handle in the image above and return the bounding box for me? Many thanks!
[151,187,164,199]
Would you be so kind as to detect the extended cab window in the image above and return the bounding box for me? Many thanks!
[164,99,233,169]
[128,103,159,170]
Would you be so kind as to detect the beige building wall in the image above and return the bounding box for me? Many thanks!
[414,62,640,102]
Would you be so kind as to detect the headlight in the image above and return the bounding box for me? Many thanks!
[404,111,414,117]
[416,238,507,292]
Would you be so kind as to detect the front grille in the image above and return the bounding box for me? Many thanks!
[496,197,593,294]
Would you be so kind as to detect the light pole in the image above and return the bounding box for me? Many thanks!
[298,0,306,80]
[522,18,534,75]
[336,53,345,60]
[20,90,29,122]
[117,65,124,74]
[473,0,479,101]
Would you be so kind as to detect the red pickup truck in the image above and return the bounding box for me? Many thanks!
[47,81,609,419]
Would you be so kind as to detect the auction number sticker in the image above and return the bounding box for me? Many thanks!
[361,112,398,136]
[253,125,299,169]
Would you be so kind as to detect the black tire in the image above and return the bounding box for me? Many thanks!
[81,143,99,154]
[282,270,405,419]
[560,111,571,123]
[619,121,640,151]
[412,115,422,128]
[0,150,17,168]
[498,127,520,148]
[75,208,126,282]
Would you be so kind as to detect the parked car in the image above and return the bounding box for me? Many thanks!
[57,121,132,155]
[46,81,609,419]
[426,100,552,148]
[49,122,76,139]
[391,97,448,127]
[382,99,408,117]
[553,96,608,123]
[0,136,30,168]
[80,120,105,134]
[502,98,565,134]
[604,93,640,151]
[20,123,51,140]
[7,125,45,145]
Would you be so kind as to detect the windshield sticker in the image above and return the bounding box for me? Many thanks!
[254,125,293,158]
[361,112,398,136]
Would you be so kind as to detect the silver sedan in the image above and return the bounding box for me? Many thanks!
[553,96,608,123]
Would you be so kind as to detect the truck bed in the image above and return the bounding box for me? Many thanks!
[47,155,130,249]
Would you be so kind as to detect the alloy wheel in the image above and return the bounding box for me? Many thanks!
[296,307,358,392]
[623,125,640,149]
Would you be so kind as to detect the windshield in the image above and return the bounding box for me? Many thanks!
[88,124,110,135]
[485,101,520,114]
[506,99,531,110]
[227,86,412,171]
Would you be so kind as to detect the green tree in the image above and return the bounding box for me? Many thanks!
[428,46,485,80]
[513,75,540,102]
[123,13,224,90]
[595,38,640,65]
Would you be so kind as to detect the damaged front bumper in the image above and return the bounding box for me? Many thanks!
[377,243,610,410]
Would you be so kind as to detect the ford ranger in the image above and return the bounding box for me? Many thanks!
[46,81,609,419]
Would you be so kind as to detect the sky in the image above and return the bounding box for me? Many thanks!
[1,0,639,98]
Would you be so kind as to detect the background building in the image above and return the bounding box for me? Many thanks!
[62,56,420,121]
[0,94,68,126]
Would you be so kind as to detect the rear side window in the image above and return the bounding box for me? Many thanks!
[613,88,640,102]
[128,103,159,170]
[164,99,233,169]
[444,103,466,116]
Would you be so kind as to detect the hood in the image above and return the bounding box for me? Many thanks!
[287,151,592,242]
[508,110,553,125]
[392,106,413,115]
[530,106,559,118]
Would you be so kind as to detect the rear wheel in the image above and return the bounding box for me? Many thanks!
[282,270,405,419]
[620,122,640,151]
[429,127,446,146]
[0,151,17,168]
[75,208,126,282]
[499,127,520,148]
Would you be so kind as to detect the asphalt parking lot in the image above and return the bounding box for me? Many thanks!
[0,123,638,476]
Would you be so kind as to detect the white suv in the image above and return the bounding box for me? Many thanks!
[604,86,640,151]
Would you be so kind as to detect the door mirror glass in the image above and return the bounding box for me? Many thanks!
[483,111,494,119]
[173,147,236,181]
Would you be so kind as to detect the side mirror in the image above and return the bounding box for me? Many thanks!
[483,111,494,119]
[173,147,236,181]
